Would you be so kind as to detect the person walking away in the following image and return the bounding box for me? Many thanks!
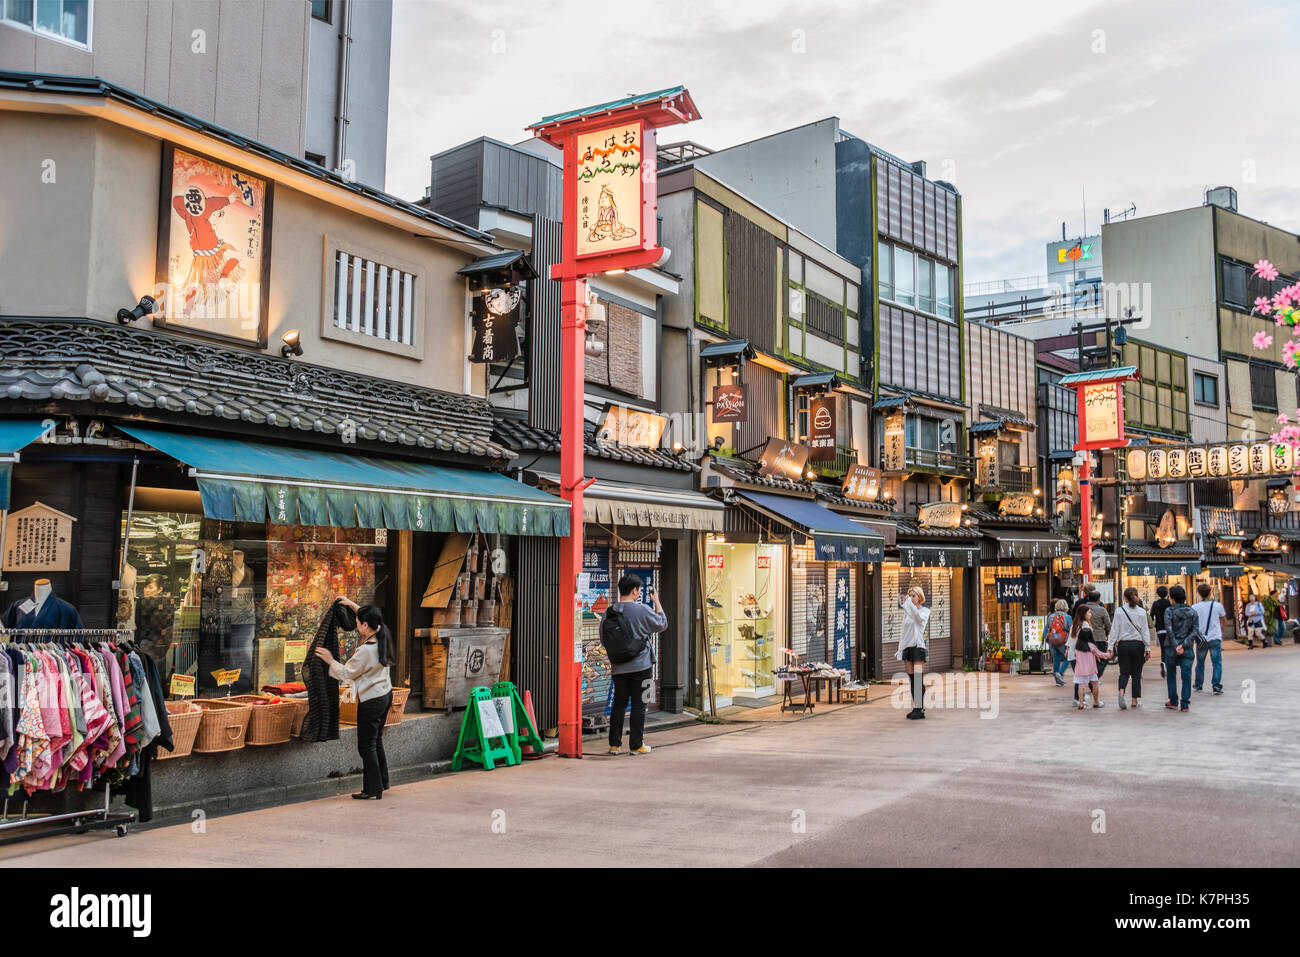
[1192,583,1227,695]
[1269,589,1287,646]
[1067,607,1086,705]
[603,574,668,755]
[896,586,932,720]
[1045,599,1071,687]
[1163,585,1199,712]
[1072,609,1111,709]
[313,597,395,799]
[1243,593,1265,649]
[1079,587,1112,703]
[1150,585,1172,680]
[1112,587,1153,710]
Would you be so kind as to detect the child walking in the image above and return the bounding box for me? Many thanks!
[1073,608,1112,710]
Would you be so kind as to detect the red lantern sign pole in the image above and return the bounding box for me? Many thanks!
[529,89,699,758]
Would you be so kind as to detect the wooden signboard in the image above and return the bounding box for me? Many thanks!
[809,395,837,462]
[918,501,963,529]
[842,464,881,502]
[2,501,76,572]
[422,533,471,608]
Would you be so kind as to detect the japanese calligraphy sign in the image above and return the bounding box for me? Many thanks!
[842,465,881,502]
[832,568,850,671]
[469,287,522,363]
[998,492,1036,517]
[2,501,75,572]
[596,404,668,450]
[883,412,906,473]
[918,501,963,529]
[156,145,272,346]
[995,575,1032,604]
[1081,381,1122,446]
[1129,442,1296,482]
[809,395,837,461]
[576,122,646,259]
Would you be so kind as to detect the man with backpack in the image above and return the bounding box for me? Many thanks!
[1150,585,1172,679]
[601,574,668,755]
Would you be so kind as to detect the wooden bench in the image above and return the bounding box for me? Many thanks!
[839,686,869,703]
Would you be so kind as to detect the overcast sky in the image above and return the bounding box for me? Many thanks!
[386,0,1300,285]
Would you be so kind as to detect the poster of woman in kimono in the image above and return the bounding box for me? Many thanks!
[155,145,273,345]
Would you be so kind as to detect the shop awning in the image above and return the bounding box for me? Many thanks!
[0,419,55,510]
[536,473,725,530]
[986,531,1070,560]
[851,518,897,548]
[1209,565,1246,579]
[1124,560,1202,577]
[736,491,884,562]
[119,426,570,536]
[896,543,978,568]
[1257,562,1300,578]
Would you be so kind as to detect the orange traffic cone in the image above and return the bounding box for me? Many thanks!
[521,689,544,760]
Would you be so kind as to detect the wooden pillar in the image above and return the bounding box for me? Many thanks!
[394,529,414,686]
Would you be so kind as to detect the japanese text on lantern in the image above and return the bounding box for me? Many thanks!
[575,123,644,259]
[1082,382,1121,445]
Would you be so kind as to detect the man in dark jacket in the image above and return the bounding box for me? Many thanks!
[1162,584,1198,712]
[605,574,668,756]
[1150,585,1172,679]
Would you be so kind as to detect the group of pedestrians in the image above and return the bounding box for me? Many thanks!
[1044,582,1231,713]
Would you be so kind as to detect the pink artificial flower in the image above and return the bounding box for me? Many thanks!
[1283,339,1300,367]
[1255,259,1280,281]
[1254,331,1274,350]
[1278,413,1290,425]
[1255,296,1276,315]
[1275,289,1295,310]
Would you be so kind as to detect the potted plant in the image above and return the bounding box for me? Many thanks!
[1006,648,1023,675]
[981,634,1002,672]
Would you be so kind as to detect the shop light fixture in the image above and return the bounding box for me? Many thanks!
[805,468,817,481]
[117,295,157,324]
[605,268,626,276]
[1033,487,1042,496]
[280,329,304,358]
[960,503,969,511]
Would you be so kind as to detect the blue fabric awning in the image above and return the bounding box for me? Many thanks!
[119,426,570,536]
[0,419,55,510]
[736,491,884,562]
[1125,560,1201,577]
[1209,565,1246,579]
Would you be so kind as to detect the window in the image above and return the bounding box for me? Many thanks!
[917,257,934,314]
[1194,372,1219,406]
[1122,339,1190,434]
[904,414,957,455]
[1250,361,1278,411]
[2,0,90,46]
[876,241,893,302]
[1220,258,1248,309]
[332,250,418,345]
[805,291,845,341]
[894,247,915,308]
[311,0,331,22]
[936,262,952,319]
[305,151,326,167]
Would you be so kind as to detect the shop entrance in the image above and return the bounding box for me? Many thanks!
[704,540,787,706]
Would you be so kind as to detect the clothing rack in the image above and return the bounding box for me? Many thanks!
[0,627,138,844]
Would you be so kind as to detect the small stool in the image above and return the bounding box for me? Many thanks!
[839,686,869,703]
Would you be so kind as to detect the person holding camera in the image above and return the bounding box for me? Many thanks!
[603,575,667,756]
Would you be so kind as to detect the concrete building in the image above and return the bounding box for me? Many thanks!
[964,232,1105,328]
[0,0,391,187]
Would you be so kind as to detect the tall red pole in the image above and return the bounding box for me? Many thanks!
[557,132,585,759]
[1078,453,1092,588]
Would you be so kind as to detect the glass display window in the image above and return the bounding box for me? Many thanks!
[704,540,787,704]
[981,565,1026,649]
[121,507,386,695]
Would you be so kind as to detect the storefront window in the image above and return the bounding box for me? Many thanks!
[705,541,787,703]
[981,565,1026,649]
[121,509,387,694]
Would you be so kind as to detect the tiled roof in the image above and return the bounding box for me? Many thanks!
[967,506,1048,526]
[0,319,511,459]
[708,456,810,492]
[894,519,980,540]
[492,413,697,472]
[1124,542,1201,557]
[813,485,895,514]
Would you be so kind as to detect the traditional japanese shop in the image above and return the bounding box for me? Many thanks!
[973,496,1070,652]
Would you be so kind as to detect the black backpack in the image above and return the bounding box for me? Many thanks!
[600,605,646,664]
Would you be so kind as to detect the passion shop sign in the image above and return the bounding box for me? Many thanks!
[711,383,748,422]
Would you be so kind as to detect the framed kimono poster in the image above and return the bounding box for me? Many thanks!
[155,144,274,346]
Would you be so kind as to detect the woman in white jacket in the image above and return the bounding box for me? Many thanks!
[1111,586,1154,710]
[896,586,932,720]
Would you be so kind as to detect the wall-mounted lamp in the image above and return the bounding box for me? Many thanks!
[117,295,157,324]
[805,469,816,481]
[960,503,969,512]
[1033,487,1042,496]
[671,441,685,457]
[712,435,725,451]
[584,334,604,358]
[280,329,304,359]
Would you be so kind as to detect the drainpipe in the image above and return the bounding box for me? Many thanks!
[334,0,352,176]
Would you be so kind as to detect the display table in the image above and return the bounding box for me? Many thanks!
[776,670,814,714]
[808,674,843,703]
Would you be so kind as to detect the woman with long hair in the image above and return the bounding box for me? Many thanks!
[895,586,931,720]
[1112,587,1153,710]
[314,595,395,800]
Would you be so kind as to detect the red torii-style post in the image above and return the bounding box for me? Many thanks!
[527,88,699,758]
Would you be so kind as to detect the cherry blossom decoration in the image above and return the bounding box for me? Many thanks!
[1251,260,1300,451]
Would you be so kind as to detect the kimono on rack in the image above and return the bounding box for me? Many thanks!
[13,596,84,630]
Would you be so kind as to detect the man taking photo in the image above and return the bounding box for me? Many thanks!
[602,574,668,756]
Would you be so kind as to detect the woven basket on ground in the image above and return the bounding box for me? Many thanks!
[156,700,202,761]
[284,697,309,737]
[225,694,296,745]
[190,698,253,753]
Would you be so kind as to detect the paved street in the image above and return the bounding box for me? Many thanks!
[4,641,1298,868]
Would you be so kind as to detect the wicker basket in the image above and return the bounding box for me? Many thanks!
[225,694,296,745]
[340,686,411,727]
[190,699,253,753]
[285,697,310,737]
[156,700,202,761]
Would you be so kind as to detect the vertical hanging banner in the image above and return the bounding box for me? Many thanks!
[469,287,522,363]
[883,411,906,472]
[832,568,851,671]
[809,395,838,461]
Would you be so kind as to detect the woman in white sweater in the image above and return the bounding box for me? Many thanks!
[315,595,395,800]
[1111,586,1154,710]
[895,586,932,720]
